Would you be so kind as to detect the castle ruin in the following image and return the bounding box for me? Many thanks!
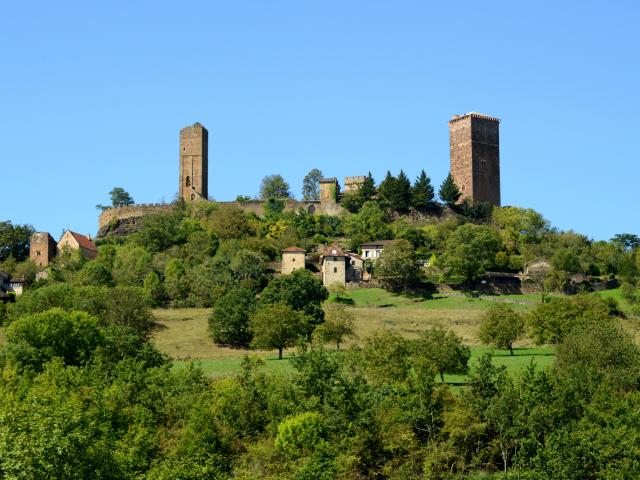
[98,113,501,237]
[449,112,501,206]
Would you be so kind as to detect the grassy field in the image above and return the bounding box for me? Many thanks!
[152,287,560,383]
[153,287,635,382]
[172,346,555,383]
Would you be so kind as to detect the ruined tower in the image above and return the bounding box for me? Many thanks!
[179,123,208,202]
[449,112,501,206]
[29,232,57,268]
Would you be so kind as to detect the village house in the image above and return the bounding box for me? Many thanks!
[281,247,306,274]
[57,230,98,259]
[360,240,395,260]
[321,243,365,287]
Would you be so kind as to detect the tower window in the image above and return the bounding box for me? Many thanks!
[333,267,337,273]
[481,159,487,167]
[461,185,466,191]
[185,176,191,187]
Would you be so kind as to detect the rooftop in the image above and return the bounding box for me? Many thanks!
[282,246,306,253]
[449,112,500,124]
[67,231,98,252]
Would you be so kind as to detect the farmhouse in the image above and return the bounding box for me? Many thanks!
[57,231,98,259]
[320,243,365,287]
[361,240,395,260]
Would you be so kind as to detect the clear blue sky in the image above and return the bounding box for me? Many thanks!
[2,1,639,241]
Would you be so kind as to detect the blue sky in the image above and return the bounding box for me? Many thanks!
[1,1,639,241]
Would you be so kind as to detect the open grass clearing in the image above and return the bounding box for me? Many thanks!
[172,346,555,383]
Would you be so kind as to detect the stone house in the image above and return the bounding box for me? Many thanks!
[321,243,366,287]
[361,240,395,261]
[281,247,306,274]
[58,231,98,259]
[522,258,551,279]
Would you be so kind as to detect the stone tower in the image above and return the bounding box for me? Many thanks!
[319,178,338,205]
[179,122,208,202]
[29,232,57,268]
[449,112,501,206]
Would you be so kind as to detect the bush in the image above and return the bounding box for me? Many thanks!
[275,412,325,458]
[3,308,102,371]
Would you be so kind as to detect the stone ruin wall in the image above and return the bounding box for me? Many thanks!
[97,200,344,238]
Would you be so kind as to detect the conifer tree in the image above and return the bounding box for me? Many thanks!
[360,172,376,201]
[395,170,412,212]
[411,170,435,209]
[377,171,397,208]
[439,173,462,207]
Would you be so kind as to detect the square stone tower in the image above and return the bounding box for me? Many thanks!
[449,112,501,206]
[29,232,57,268]
[179,122,208,202]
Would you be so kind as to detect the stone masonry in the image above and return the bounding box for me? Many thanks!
[29,232,57,268]
[449,112,501,206]
[179,123,208,202]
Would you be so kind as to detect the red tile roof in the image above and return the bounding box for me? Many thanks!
[69,231,97,252]
[323,243,347,257]
[282,247,306,253]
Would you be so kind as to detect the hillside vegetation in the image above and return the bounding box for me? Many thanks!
[2,184,640,478]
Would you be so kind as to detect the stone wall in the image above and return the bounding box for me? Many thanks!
[97,204,173,237]
[97,200,343,238]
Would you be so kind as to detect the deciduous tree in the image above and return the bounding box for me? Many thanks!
[250,303,310,359]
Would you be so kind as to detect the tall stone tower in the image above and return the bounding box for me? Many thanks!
[179,122,208,202]
[449,112,501,206]
[29,232,57,268]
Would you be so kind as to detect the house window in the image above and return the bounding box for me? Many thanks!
[351,260,355,265]
[365,251,369,258]
[333,256,337,261]
[36,251,41,256]
[461,185,466,191]
[333,267,337,273]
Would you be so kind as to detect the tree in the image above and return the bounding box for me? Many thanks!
[109,187,134,207]
[259,269,328,326]
[143,271,165,306]
[478,303,525,355]
[611,233,640,252]
[492,206,549,253]
[208,204,252,239]
[377,171,398,208]
[275,412,325,458]
[75,261,113,287]
[527,294,613,345]
[260,174,292,200]
[373,239,421,292]
[164,258,188,303]
[394,169,412,212]
[250,303,310,359]
[302,168,323,201]
[438,173,461,207]
[314,303,355,349]
[0,220,34,262]
[4,308,102,371]
[209,287,256,347]
[441,224,502,283]
[360,171,376,201]
[342,201,392,248]
[411,169,435,210]
[111,244,153,286]
[414,327,471,382]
